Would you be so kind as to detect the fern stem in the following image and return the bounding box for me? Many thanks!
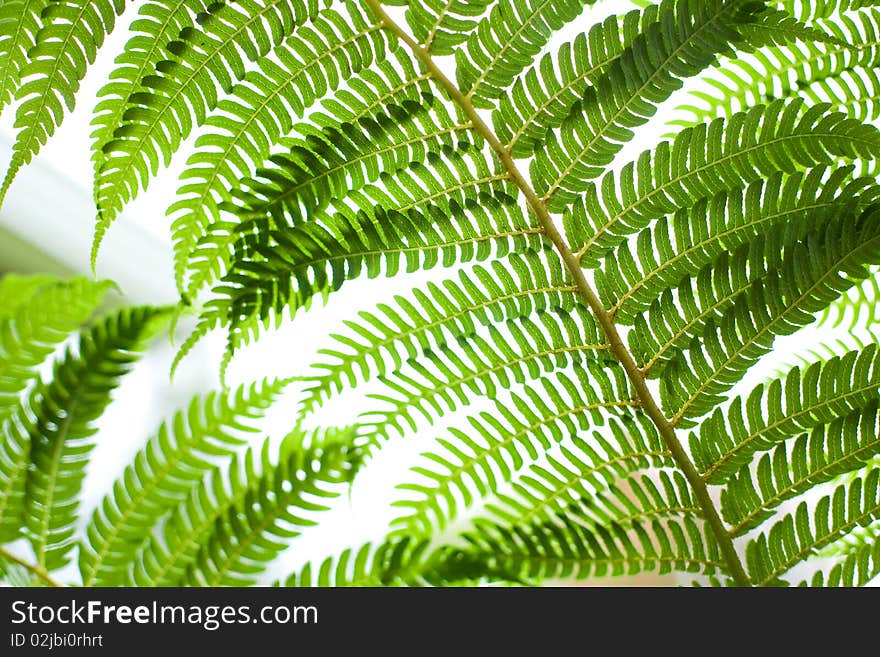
[364,0,752,586]
[0,546,63,587]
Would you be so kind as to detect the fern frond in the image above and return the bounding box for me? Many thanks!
[674,10,880,126]
[481,415,672,528]
[568,99,880,268]
[129,427,358,586]
[1,0,126,202]
[403,0,493,55]
[79,377,291,586]
[231,99,467,226]
[531,0,764,210]
[455,0,596,108]
[629,205,873,374]
[0,275,111,542]
[89,0,212,182]
[92,0,323,259]
[464,510,724,582]
[692,344,880,483]
[596,166,878,324]
[282,536,430,586]
[494,6,649,157]
[25,306,166,571]
[819,266,880,330]
[722,403,880,536]
[746,468,880,585]
[0,0,49,113]
[214,190,539,367]
[0,387,39,542]
[358,308,607,444]
[662,210,880,424]
[392,366,634,536]
[800,519,880,586]
[168,5,389,295]
[0,275,112,415]
[300,250,580,414]
[778,0,880,21]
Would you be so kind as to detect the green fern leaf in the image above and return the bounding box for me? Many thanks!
[464,511,724,582]
[300,250,580,414]
[92,0,323,261]
[213,189,538,370]
[79,377,291,586]
[25,305,167,571]
[778,0,880,21]
[629,201,875,375]
[454,0,597,108]
[231,99,468,227]
[0,275,112,415]
[531,0,763,210]
[568,99,880,268]
[1,0,126,203]
[493,6,651,157]
[132,428,359,586]
[359,308,607,445]
[0,275,111,542]
[0,0,50,113]
[282,536,430,586]
[597,166,878,324]
[168,4,388,295]
[392,366,634,536]
[692,344,880,483]
[402,0,494,55]
[90,0,213,186]
[480,416,672,529]
[746,469,880,585]
[722,402,880,536]
[800,520,880,586]
[674,10,880,126]
[662,210,880,424]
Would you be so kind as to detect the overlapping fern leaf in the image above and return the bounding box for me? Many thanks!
[4,0,880,587]
[79,377,292,586]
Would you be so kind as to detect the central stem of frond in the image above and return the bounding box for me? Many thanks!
[362,0,751,587]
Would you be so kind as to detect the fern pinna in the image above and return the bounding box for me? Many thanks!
[3,0,880,586]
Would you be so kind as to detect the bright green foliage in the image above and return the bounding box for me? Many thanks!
[168,3,389,295]
[530,0,766,211]
[300,249,581,414]
[0,0,51,112]
[454,0,597,108]
[721,403,880,536]
[464,507,724,582]
[79,377,292,586]
[1,1,127,203]
[4,0,880,588]
[0,275,112,542]
[401,0,494,55]
[392,365,633,536]
[25,305,167,570]
[90,0,214,178]
[660,209,880,424]
[131,427,360,586]
[675,9,880,128]
[282,536,431,586]
[358,307,607,445]
[747,469,880,585]
[479,415,673,529]
[91,0,326,262]
[494,8,649,157]
[568,100,880,268]
[692,344,880,482]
